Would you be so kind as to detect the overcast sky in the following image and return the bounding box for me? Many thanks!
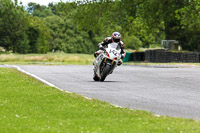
[18,0,71,6]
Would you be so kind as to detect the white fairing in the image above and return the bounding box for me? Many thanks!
[93,43,121,81]
[106,43,121,60]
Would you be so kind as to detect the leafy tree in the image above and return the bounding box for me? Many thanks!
[44,14,95,53]
[124,33,142,50]
[177,0,200,51]
[0,0,30,53]
[0,0,51,53]
[27,16,51,53]
[27,2,54,17]
[1,0,200,54]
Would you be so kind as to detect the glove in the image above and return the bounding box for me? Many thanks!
[121,53,126,59]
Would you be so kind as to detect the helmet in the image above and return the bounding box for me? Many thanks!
[112,32,121,43]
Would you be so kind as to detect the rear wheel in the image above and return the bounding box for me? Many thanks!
[100,65,111,82]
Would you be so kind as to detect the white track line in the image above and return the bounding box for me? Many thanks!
[12,65,62,90]
[12,65,92,100]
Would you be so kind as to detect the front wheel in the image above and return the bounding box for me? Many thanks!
[100,65,111,82]
[93,72,99,81]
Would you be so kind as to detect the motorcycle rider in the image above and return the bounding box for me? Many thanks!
[94,32,126,66]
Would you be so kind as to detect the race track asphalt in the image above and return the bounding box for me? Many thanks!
[4,65,200,120]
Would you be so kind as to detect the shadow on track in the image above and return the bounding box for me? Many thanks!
[88,81,122,83]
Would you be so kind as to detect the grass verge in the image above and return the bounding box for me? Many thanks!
[0,68,200,132]
[0,53,94,65]
[1,53,200,66]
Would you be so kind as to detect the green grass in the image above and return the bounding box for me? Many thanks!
[0,68,200,132]
[0,53,94,65]
[1,53,200,67]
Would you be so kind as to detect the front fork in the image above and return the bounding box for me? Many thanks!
[101,58,116,74]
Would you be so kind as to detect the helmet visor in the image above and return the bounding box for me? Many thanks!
[113,38,120,43]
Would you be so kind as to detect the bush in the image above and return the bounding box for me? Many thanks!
[123,33,142,50]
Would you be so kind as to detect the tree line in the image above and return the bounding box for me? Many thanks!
[0,0,200,54]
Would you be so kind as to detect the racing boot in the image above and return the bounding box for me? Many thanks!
[117,59,123,66]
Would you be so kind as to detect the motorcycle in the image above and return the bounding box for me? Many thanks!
[93,42,121,82]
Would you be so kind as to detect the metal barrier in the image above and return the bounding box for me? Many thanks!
[123,53,133,62]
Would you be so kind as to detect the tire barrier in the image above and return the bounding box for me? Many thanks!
[145,50,200,63]
[124,50,200,63]
[132,52,145,62]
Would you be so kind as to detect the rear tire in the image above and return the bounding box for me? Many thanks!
[100,65,111,82]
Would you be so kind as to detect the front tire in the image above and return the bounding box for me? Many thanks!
[100,65,111,82]
[93,73,99,81]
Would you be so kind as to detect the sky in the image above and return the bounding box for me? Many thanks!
[18,0,70,6]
